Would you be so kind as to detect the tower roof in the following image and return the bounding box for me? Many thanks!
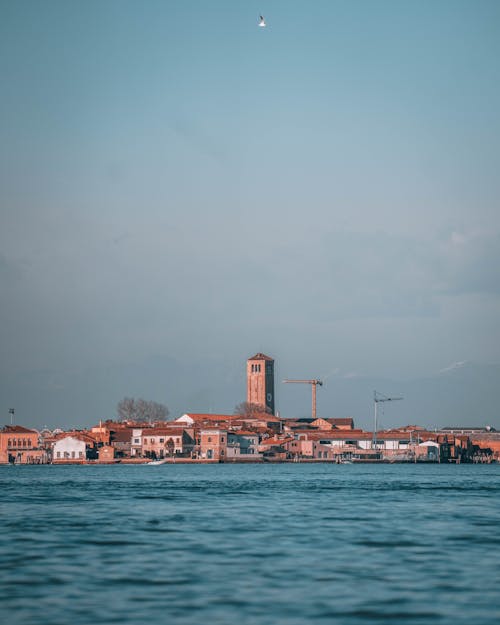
[248,353,274,362]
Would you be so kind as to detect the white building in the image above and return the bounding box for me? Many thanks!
[53,436,86,462]
[131,428,143,457]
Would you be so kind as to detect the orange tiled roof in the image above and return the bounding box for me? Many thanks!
[53,431,98,444]
[182,413,240,422]
[230,430,258,437]
[111,429,134,443]
[2,425,38,434]
[141,428,186,437]
[260,437,294,446]
[325,418,354,426]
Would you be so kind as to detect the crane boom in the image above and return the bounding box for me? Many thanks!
[283,379,323,419]
[373,391,403,448]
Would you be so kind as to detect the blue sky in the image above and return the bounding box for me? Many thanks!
[1,1,500,427]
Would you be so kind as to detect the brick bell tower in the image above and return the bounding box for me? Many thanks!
[247,353,275,415]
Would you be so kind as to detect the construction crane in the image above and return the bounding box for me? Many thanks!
[283,379,323,419]
[373,391,403,448]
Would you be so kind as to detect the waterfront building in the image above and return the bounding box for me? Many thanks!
[246,353,275,415]
[200,428,227,460]
[140,428,195,459]
[110,427,135,457]
[470,433,500,460]
[438,427,500,461]
[98,445,115,462]
[226,431,260,460]
[0,425,47,464]
[131,428,143,457]
[258,436,292,460]
[52,435,87,463]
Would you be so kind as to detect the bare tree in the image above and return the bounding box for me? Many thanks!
[234,401,272,418]
[116,397,169,423]
[147,401,169,422]
[135,398,149,422]
[117,397,136,421]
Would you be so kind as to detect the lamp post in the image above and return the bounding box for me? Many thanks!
[8,408,15,425]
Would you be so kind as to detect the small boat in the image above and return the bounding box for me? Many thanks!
[146,459,168,465]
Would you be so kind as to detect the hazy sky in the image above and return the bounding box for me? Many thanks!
[1,1,500,427]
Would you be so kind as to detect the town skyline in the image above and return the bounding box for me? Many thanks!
[2,2,500,433]
[3,353,499,432]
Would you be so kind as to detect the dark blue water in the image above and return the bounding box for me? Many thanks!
[1,464,499,625]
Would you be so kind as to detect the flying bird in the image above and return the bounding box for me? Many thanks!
[258,15,266,28]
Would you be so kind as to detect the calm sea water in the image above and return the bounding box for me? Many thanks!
[1,463,499,625]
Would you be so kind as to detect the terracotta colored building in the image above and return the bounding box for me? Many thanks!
[200,428,227,461]
[91,422,111,445]
[0,425,47,464]
[471,435,500,460]
[141,428,195,459]
[98,445,115,462]
[247,352,275,415]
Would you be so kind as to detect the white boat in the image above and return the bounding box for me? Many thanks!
[146,459,168,465]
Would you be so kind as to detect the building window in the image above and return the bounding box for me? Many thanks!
[134,438,140,444]
[57,451,61,458]
[221,437,225,443]
[208,437,212,442]
[176,438,180,444]
[72,451,75,458]
[159,438,164,443]
[79,451,83,458]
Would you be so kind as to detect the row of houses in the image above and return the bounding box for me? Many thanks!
[1,415,498,464]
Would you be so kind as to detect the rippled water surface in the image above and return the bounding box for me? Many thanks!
[1,463,499,624]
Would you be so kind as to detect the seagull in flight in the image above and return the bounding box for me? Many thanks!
[258,15,266,28]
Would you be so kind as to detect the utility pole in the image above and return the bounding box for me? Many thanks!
[373,392,403,450]
[283,379,323,419]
